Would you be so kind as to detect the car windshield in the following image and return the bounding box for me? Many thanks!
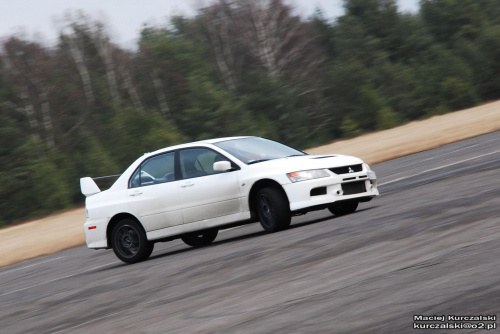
[214,137,305,164]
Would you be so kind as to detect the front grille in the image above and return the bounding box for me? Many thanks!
[330,164,362,175]
[342,181,366,195]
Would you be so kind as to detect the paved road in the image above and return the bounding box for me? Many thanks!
[1,132,500,333]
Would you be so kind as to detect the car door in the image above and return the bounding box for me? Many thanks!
[178,148,242,224]
[127,151,184,232]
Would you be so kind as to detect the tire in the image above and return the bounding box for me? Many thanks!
[328,201,358,216]
[256,187,291,232]
[111,219,154,264]
[181,229,218,247]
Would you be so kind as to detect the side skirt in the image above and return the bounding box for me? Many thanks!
[146,211,252,242]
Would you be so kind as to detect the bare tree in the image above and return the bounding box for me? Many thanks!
[59,13,120,109]
[120,63,145,114]
[67,34,95,108]
[92,22,120,104]
[201,1,238,90]
[1,62,40,139]
[151,69,171,118]
[58,14,138,135]
[2,38,55,146]
[235,0,322,79]
[201,0,324,83]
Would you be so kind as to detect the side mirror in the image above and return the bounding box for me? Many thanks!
[213,161,232,172]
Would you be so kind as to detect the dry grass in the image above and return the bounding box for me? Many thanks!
[0,208,86,267]
[307,100,500,164]
[1,101,499,268]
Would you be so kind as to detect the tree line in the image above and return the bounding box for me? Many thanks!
[1,0,499,225]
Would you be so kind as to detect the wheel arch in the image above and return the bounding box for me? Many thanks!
[106,213,144,247]
[248,179,289,217]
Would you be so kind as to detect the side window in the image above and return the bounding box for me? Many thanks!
[129,152,176,188]
[180,148,227,179]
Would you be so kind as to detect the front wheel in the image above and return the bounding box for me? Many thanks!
[111,219,154,264]
[256,187,291,232]
[328,201,358,216]
[181,229,218,247]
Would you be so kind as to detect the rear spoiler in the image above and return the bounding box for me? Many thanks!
[80,174,121,197]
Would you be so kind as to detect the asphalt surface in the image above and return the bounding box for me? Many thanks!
[1,131,500,334]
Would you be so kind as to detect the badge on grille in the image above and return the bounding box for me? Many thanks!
[348,167,354,173]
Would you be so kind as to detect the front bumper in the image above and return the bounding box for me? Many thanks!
[283,172,379,212]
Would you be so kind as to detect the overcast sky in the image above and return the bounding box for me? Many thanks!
[1,0,419,48]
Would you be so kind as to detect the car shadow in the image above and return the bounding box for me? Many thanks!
[148,246,201,261]
[212,230,267,246]
[149,230,268,263]
[90,246,199,272]
[94,206,377,269]
[289,206,375,230]
[145,229,267,263]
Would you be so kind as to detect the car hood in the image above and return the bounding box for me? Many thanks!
[246,154,364,172]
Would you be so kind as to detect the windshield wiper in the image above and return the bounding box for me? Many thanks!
[286,154,305,158]
[247,158,272,165]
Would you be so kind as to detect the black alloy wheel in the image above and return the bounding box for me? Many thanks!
[256,187,291,232]
[112,219,154,264]
[181,229,218,247]
[328,201,358,216]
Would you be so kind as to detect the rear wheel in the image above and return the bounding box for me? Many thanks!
[111,219,154,264]
[328,201,358,216]
[256,187,291,232]
[181,229,218,247]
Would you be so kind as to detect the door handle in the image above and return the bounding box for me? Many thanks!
[181,183,194,188]
[130,191,143,196]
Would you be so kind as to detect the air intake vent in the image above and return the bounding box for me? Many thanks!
[330,164,362,175]
[310,187,327,196]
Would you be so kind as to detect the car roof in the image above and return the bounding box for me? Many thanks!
[145,136,253,157]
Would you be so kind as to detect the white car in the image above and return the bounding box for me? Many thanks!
[81,137,379,263]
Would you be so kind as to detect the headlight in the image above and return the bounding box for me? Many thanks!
[287,169,330,183]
